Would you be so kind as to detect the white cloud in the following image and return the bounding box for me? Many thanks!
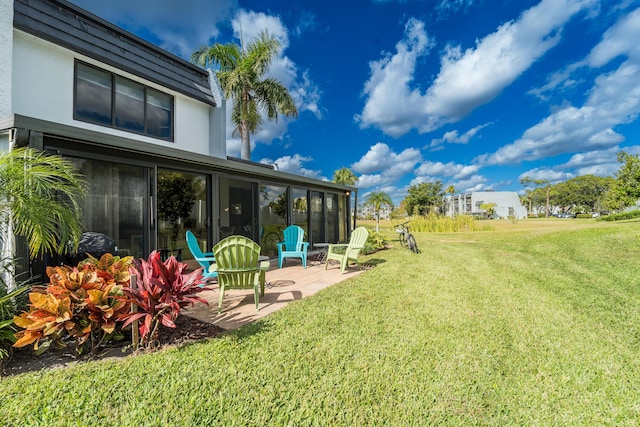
[560,147,620,169]
[412,159,485,193]
[525,145,640,179]
[414,160,480,180]
[518,168,575,183]
[528,64,582,101]
[232,10,290,49]
[350,143,422,191]
[351,142,421,174]
[487,7,640,168]
[408,173,487,193]
[587,8,640,66]
[428,122,492,150]
[226,136,242,158]
[451,175,489,193]
[358,0,596,137]
[373,0,475,15]
[436,0,476,15]
[529,7,640,100]
[259,154,327,180]
[357,174,390,189]
[482,60,640,166]
[356,18,435,137]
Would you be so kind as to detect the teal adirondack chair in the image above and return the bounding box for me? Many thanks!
[325,226,369,274]
[212,235,270,313]
[185,230,217,281]
[277,225,309,268]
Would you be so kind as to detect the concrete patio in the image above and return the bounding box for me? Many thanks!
[186,256,365,330]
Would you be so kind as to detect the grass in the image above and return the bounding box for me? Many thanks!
[2,219,640,425]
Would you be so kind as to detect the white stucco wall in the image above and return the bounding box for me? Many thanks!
[471,192,527,219]
[0,0,13,119]
[207,69,226,158]
[12,31,221,157]
[445,191,527,219]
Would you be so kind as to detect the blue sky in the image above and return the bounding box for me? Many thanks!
[69,0,640,203]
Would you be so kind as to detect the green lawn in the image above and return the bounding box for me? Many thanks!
[2,219,640,425]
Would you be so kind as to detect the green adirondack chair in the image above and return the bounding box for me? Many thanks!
[325,226,369,274]
[212,235,270,313]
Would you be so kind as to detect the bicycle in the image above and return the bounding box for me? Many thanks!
[394,221,420,254]
[261,226,284,257]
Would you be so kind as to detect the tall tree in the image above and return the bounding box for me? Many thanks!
[192,31,298,160]
[552,175,613,212]
[605,151,640,210]
[404,181,444,216]
[365,191,393,232]
[520,177,550,217]
[332,167,358,186]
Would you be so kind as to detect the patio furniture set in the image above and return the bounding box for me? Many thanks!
[185,226,369,313]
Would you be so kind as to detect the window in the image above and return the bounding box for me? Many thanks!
[115,77,144,133]
[74,62,174,141]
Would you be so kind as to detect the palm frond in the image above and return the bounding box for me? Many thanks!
[0,147,86,258]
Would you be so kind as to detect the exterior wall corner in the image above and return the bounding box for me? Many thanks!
[0,0,14,118]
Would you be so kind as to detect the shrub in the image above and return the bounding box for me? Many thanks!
[362,232,388,255]
[409,214,493,232]
[0,286,29,365]
[13,253,134,354]
[598,210,640,222]
[119,250,210,348]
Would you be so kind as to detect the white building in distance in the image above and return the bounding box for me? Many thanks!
[444,192,527,220]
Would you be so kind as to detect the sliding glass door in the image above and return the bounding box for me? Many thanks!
[326,193,340,244]
[219,177,258,242]
[309,191,324,244]
[157,169,209,260]
[70,158,148,258]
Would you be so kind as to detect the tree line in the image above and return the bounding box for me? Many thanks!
[520,152,640,216]
[334,151,640,220]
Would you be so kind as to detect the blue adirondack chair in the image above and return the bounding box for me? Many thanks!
[277,225,309,268]
[185,230,218,281]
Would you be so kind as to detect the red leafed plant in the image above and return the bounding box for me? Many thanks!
[119,250,210,348]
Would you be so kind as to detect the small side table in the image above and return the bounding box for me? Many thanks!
[258,255,271,288]
[312,243,330,265]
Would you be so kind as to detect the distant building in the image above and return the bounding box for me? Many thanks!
[444,192,527,220]
[357,204,392,221]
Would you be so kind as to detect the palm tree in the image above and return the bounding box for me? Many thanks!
[0,147,86,266]
[365,191,393,233]
[332,167,358,186]
[192,31,298,160]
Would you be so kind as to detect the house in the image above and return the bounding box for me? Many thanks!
[1,0,355,276]
[444,191,527,220]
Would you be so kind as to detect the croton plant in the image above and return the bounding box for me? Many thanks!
[120,250,210,348]
[13,254,134,354]
[13,251,210,353]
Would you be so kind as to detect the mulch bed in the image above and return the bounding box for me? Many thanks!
[1,316,225,377]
